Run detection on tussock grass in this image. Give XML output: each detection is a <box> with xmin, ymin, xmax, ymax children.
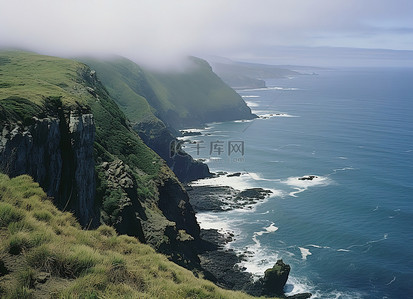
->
<box><xmin>0</xmin><ymin>173</ymin><xmax>271</xmax><ymax>299</ymax></box>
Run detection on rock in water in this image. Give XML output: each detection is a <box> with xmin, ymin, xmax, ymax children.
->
<box><xmin>262</xmin><ymin>259</ymin><xmax>291</xmax><ymax>295</ymax></box>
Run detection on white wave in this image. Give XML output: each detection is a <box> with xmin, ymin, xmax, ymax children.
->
<box><xmin>256</xmin><ymin>223</ymin><xmax>279</xmax><ymax>236</ymax></box>
<box><xmin>258</xmin><ymin>113</ymin><xmax>298</xmax><ymax>119</ymax></box>
<box><xmin>246</xmin><ymin>172</ymin><xmax>281</xmax><ymax>183</ymax></box>
<box><xmin>282</xmin><ymin>175</ymin><xmax>332</xmax><ymax>197</ymax></box>
<box><xmin>245</xmin><ymin>100</ymin><xmax>260</xmax><ymax>107</ymax></box>
<box><xmin>192</xmin><ymin>171</ymin><xmax>283</xmax><ymax>196</ymax></box>
<box><xmin>241</xmin><ymin>86</ymin><xmax>299</xmax><ymax>92</ymax></box>
<box><xmin>233</xmin><ymin>119</ymin><xmax>254</xmax><ymax>123</ymax></box>
<box><xmin>347</xmin><ymin>233</ymin><xmax>389</xmax><ymax>250</ymax></box>
<box><xmin>241</xmin><ymin>95</ymin><xmax>260</xmax><ymax>98</ymax></box>
<box><xmin>190</xmin><ymin>172</ymin><xmax>255</xmax><ymax>190</ymax></box>
<box><xmin>307</xmin><ymin>244</ymin><xmax>330</xmax><ymax>249</ymax></box>
<box><xmin>386</xmin><ymin>276</ymin><xmax>396</xmax><ymax>285</ymax></box>
<box><xmin>285</xmin><ymin>276</ymin><xmax>365</xmax><ymax>298</ymax></box>
<box><xmin>180</xmin><ymin>128</ymin><xmax>204</xmax><ymax>133</ymax></box>
<box><xmin>289</xmin><ymin>188</ymin><xmax>306</xmax><ymax>197</ymax></box>
<box><xmin>299</xmin><ymin>247</ymin><xmax>312</xmax><ymax>260</ymax></box>
<box><xmin>328</xmin><ymin>167</ymin><xmax>355</xmax><ymax>176</ymax></box>
<box><xmin>196</xmin><ymin>212</ymin><xmax>233</xmax><ymax>232</ymax></box>
<box><xmin>338</xmin><ymin>156</ymin><xmax>348</xmax><ymax>159</ymax></box>
<box><xmin>337</xmin><ymin>249</ymin><xmax>351</xmax><ymax>252</ymax></box>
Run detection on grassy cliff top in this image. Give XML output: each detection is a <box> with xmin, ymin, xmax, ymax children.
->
<box><xmin>0</xmin><ymin>50</ymin><xmax>164</xmax><ymax>176</ymax></box>
<box><xmin>0</xmin><ymin>173</ymin><xmax>272</xmax><ymax>298</ymax></box>
<box><xmin>0</xmin><ymin>50</ymin><xmax>92</xmax><ymax>107</ymax></box>
<box><xmin>81</xmin><ymin>56</ymin><xmax>254</xmax><ymax>129</ymax></box>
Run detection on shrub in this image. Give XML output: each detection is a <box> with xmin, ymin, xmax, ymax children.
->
<box><xmin>96</xmin><ymin>225</ymin><xmax>116</xmax><ymax>237</ymax></box>
<box><xmin>0</xmin><ymin>202</ymin><xmax>23</xmax><ymax>227</ymax></box>
<box><xmin>32</xmin><ymin>210</ymin><xmax>52</xmax><ymax>222</ymax></box>
<box><xmin>8</xmin><ymin>220</ymin><xmax>33</xmax><ymax>234</ymax></box>
<box><xmin>8</xmin><ymin>233</ymin><xmax>30</xmax><ymax>255</ymax></box>
<box><xmin>17</xmin><ymin>268</ymin><xmax>37</xmax><ymax>288</ymax></box>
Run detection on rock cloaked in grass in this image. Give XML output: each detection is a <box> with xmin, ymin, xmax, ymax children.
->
<box><xmin>262</xmin><ymin>259</ymin><xmax>291</xmax><ymax>296</ymax></box>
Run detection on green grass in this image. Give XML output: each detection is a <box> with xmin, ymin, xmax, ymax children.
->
<box><xmin>81</xmin><ymin>56</ymin><xmax>253</xmax><ymax>129</ymax></box>
<box><xmin>0</xmin><ymin>173</ymin><xmax>271</xmax><ymax>298</ymax></box>
<box><xmin>0</xmin><ymin>50</ymin><xmax>90</xmax><ymax>106</ymax></box>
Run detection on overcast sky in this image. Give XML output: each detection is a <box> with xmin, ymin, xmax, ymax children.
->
<box><xmin>1</xmin><ymin>0</ymin><xmax>412</xmax><ymax>68</ymax></box>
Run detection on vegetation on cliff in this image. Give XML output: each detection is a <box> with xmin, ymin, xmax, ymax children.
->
<box><xmin>0</xmin><ymin>173</ymin><xmax>274</xmax><ymax>298</ymax></box>
<box><xmin>81</xmin><ymin>56</ymin><xmax>255</xmax><ymax>129</ymax></box>
<box><xmin>0</xmin><ymin>50</ymin><xmax>200</xmax><ymax>266</ymax></box>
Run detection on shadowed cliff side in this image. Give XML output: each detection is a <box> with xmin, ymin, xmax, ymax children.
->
<box><xmin>0</xmin><ymin>50</ymin><xmax>201</xmax><ymax>268</ymax></box>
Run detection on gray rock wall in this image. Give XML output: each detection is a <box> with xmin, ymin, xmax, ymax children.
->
<box><xmin>0</xmin><ymin>112</ymin><xmax>97</xmax><ymax>227</ymax></box>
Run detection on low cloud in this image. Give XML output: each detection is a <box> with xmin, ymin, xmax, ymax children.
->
<box><xmin>0</xmin><ymin>0</ymin><xmax>412</xmax><ymax>68</ymax></box>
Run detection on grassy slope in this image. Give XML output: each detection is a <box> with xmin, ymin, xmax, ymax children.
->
<box><xmin>0</xmin><ymin>173</ymin><xmax>272</xmax><ymax>298</ymax></box>
<box><xmin>0</xmin><ymin>50</ymin><xmax>162</xmax><ymax>176</ymax></box>
<box><xmin>79</xmin><ymin>57</ymin><xmax>161</xmax><ymax>125</ymax></box>
<box><xmin>0</xmin><ymin>50</ymin><xmax>185</xmax><ymax>247</ymax></box>
<box><xmin>0</xmin><ymin>51</ymin><xmax>91</xmax><ymax>106</ymax></box>
<box><xmin>147</xmin><ymin>57</ymin><xmax>245</xmax><ymax>116</ymax></box>
<box><xmin>81</xmin><ymin>56</ymin><xmax>253</xmax><ymax>129</ymax></box>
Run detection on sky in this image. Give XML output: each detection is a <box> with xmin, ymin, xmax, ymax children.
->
<box><xmin>1</xmin><ymin>0</ymin><xmax>412</xmax><ymax>68</ymax></box>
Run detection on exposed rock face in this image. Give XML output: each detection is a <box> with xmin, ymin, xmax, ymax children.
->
<box><xmin>98</xmin><ymin>160</ymin><xmax>146</xmax><ymax>242</ymax></box>
<box><xmin>0</xmin><ymin>112</ymin><xmax>97</xmax><ymax>227</ymax></box>
<box><xmin>262</xmin><ymin>259</ymin><xmax>291</xmax><ymax>296</ymax></box>
<box><xmin>158</xmin><ymin>177</ymin><xmax>200</xmax><ymax>239</ymax></box>
<box><xmin>136</xmin><ymin>121</ymin><xmax>211</xmax><ymax>183</ymax></box>
<box><xmin>67</xmin><ymin>112</ymin><xmax>96</xmax><ymax>226</ymax></box>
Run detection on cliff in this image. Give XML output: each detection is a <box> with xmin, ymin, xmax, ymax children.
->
<box><xmin>80</xmin><ymin>57</ymin><xmax>214</xmax><ymax>182</ymax></box>
<box><xmin>0</xmin><ymin>173</ymin><xmax>277</xmax><ymax>298</ymax></box>
<box><xmin>0</xmin><ymin>50</ymin><xmax>201</xmax><ymax>267</ymax></box>
<box><xmin>81</xmin><ymin>56</ymin><xmax>256</xmax><ymax>129</ymax></box>
<box><xmin>0</xmin><ymin>97</ymin><xmax>97</xmax><ymax>227</ymax></box>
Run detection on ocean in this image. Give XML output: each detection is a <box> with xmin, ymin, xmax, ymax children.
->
<box><xmin>182</xmin><ymin>67</ymin><xmax>413</xmax><ymax>298</ymax></box>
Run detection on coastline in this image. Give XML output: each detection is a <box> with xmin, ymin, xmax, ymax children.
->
<box><xmin>187</xmin><ymin>175</ymin><xmax>312</xmax><ymax>299</ymax></box>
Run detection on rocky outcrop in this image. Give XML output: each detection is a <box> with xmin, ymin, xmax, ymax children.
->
<box><xmin>261</xmin><ymin>259</ymin><xmax>291</xmax><ymax>296</ymax></box>
<box><xmin>98</xmin><ymin>160</ymin><xmax>146</xmax><ymax>242</ymax></box>
<box><xmin>136</xmin><ymin>120</ymin><xmax>211</xmax><ymax>182</ymax></box>
<box><xmin>0</xmin><ymin>112</ymin><xmax>98</xmax><ymax>227</ymax></box>
<box><xmin>158</xmin><ymin>177</ymin><xmax>200</xmax><ymax>239</ymax></box>
<box><xmin>67</xmin><ymin>112</ymin><xmax>96</xmax><ymax>226</ymax></box>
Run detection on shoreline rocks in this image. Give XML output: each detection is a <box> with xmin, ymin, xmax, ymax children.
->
<box><xmin>187</xmin><ymin>185</ymin><xmax>273</xmax><ymax>212</ymax></box>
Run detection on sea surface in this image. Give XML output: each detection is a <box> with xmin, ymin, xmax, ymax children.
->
<box><xmin>182</xmin><ymin>68</ymin><xmax>413</xmax><ymax>298</ymax></box>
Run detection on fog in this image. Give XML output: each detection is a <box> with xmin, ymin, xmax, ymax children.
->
<box><xmin>1</xmin><ymin>0</ymin><xmax>412</xmax><ymax>68</ymax></box>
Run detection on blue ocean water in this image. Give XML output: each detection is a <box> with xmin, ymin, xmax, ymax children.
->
<box><xmin>183</xmin><ymin>68</ymin><xmax>413</xmax><ymax>298</ymax></box>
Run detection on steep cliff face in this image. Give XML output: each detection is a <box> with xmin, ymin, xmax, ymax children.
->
<box><xmin>0</xmin><ymin>50</ymin><xmax>202</xmax><ymax>270</ymax></box>
<box><xmin>0</xmin><ymin>109</ymin><xmax>97</xmax><ymax>227</ymax></box>
<box><xmin>136</xmin><ymin>120</ymin><xmax>211</xmax><ymax>182</ymax></box>
<box><xmin>79</xmin><ymin>57</ymin><xmax>214</xmax><ymax>183</ymax></box>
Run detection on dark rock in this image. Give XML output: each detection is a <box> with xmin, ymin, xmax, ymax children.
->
<box><xmin>235</xmin><ymin>188</ymin><xmax>273</xmax><ymax>201</ymax></box>
<box><xmin>0</xmin><ymin>260</ymin><xmax>9</xmax><ymax>277</ymax></box>
<box><xmin>187</xmin><ymin>185</ymin><xmax>238</xmax><ymax>212</ymax></box>
<box><xmin>227</xmin><ymin>172</ymin><xmax>242</xmax><ymax>177</ymax></box>
<box><xmin>0</xmin><ymin>112</ymin><xmax>98</xmax><ymax>228</ymax></box>
<box><xmin>298</xmin><ymin>175</ymin><xmax>317</xmax><ymax>181</ymax></box>
<box><xmin>99</xmin><ymin>160</ymin><xmax>146</xmax><ymax>243</ymax></box>
<box><xmin>262</xmin><ymin>259</ymin><xmax>291</xmax><ymax>296</ymax></box>
<box><xmin>188</xmin><ymin>185</ymin><xmax>273</xmax><ymax>212</ymax></box>
<box><xmin>197</xmin><ymin>229</ymin><xmax>256</xmax><ymax>292</ymax></box>
<box><xmin>136</xmin><ymin>120</ymin><xmax>212</xmax><ymax>183</ymax></box>
<box><xmin>287</xmin><ymin>293</ymin><xmax>313</xmax><ymax>299</ymax></box>
<box><xmin>180</xmin><ymin>130</ymin><xmax>202</xmax><ymax>137</ymax></box>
